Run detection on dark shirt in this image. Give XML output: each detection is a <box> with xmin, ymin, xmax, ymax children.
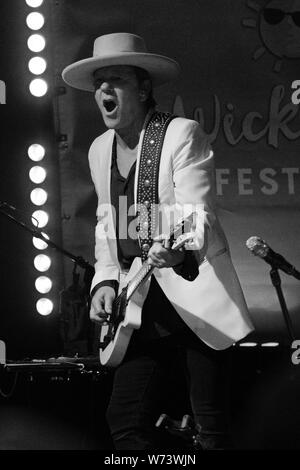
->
<box><xmin>110</xmin><ymin>138</ymin><xmax>140</xmax><ymax>270</ymax></box>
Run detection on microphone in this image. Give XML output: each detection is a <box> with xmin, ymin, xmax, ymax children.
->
<box><xmin>246</xmin><ymin>236</ymin><xmax>300</xmax><ymax>280</ymax></box>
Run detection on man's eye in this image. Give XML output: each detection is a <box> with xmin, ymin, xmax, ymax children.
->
<box><xmin>94</xmin><ymin>80</ymin><xmax>103</xmax><ymax>90</ymax></box>
<box><xmin>94</xmin><ymin>77</ymin><xmax>122</xmax><ymax>89</ymax></box>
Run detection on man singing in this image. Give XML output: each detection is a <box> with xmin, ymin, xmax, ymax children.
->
<box><xmin>62</xmin><ymin>32</ymin><xmax>254</xmax><ymax>450</ymax></box>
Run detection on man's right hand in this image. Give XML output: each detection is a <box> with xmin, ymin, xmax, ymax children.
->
<box><xmin>90</xmin><ymin>286</ymin><xmax>116</xmax><ymax>324</ymax></box>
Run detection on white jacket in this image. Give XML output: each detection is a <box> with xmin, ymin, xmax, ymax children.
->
<box><xmin>88</xmin><ymin>112</ymin><xmax>254</xmax><ymax>349</ymax></box>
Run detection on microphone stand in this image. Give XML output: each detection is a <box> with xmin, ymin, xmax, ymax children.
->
<box><xmin>0</xmin><ymin>204</ymin><xmax>94</xmax><ymax>292</ymax></box>
<box><xmin>269</xmin><ymin>267</ymin><xmax>295</xmax><ymax>343</ymax></box>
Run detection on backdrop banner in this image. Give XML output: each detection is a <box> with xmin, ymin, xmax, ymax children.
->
<box><xmin>52</xmin><ymin>0</ymin><xmax>300</xmax><ymax>342</ymax></box>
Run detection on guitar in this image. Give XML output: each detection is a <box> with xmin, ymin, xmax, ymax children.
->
<box><xmin>99</xmin><ymin>213</ymin><xmax>196</xmax><ymax>367</ymax></box>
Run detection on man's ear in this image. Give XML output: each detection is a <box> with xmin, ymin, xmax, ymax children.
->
<box><xmin>139</xmin><ymin>79</ymin><xmax>151</xmax><ymax>102</ymax></box>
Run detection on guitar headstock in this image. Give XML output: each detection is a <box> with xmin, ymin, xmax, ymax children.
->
<box><xmin>172</xmin><ymin>212</ymin><xmax>196</xmax><ymax>241</ymax></box>
<box><xmin>171</xmin><ymin>232</ymin><xmax>195</xmax><ymax>251</ymax></box>
<box><xmin>155</xmin><ymin>212</ymin><xmax>196</xmax><ymax>250</ymax></box>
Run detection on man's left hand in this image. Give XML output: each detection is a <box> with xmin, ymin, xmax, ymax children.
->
<box><xmin>147</xmin><ymin>240</ymin><xmax>184</xmax><ymax>269</ymax></box>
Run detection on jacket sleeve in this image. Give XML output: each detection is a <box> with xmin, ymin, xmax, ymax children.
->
<box><xmin>88</xmin><ymin>136</ymin><xmax>120</xmax><ymax>294</ymax></box>
<box><xmin>171</xmin><ymin>119</ymin><xmax>216</xmax><ymax>265</ymax></box>
<box><xmin>90</xmin><ymin>280</ymin><xmax>119</xmax><ymax>299</ymax></box>
<box><xmin>172</xmin><ymin>249</ymin><xmax>199</xmax><ymax>281</ymax></box>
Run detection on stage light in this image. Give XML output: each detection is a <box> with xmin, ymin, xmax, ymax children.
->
<box><xmin>30</xmin><ymin>188</ymin><xmax>48</xmax><ymax>206</ymax></box>
<box><xmin>29</xmin><ymin>78</ymin><xmax>48</xmax><ymax>97</ymax></box>
<box><xmin>35</xmin><ymin>276</ymin><xmax>52</xmax><ymax>294</ymax></box>
<box><xmin>32</xmin><ymin>210</ymin><xmax>49</xmax><ymax>228</ymax></box>
<box><xmin>26</xmin><ymin>0</ymin><xmax>44</xmax><ymax>7</ymax></box>
<box><xmin>28</xmin><ymin>144</ymin><xmax>45</xmax><ymax>161</ymax></box>
<box><xmin>261</xmin><ymin>342</ymin><xmax>280</xmax><ymax>347</ymax></box>
<box><xmin>27</xmin><ymin>34</ymin><xmax>46</xmax><ymax>53</ymax></box>
<box><xmin>36</xmin><ymin>298</ymin><xmax>53</xmax><ymax>316</ymax></box>
<box><xmin>26</xmin><ymin>12</ymin><xmax>44</xmax><ymax>30</ymax></box>
<box><xmin>34</xmin><ymin>254</ymin><xmax>51</xmax><ymax>272</ymax></box>
<box><xmin>24</xmin><ymin>0</ymin><xmax>55</xmax><ymax>319</ymax></box>
<box><xmin>28</xmin><ymin>57</ymin><xmax>47</xmax><ymax>75</ymax></box>
<box><xmin>239</xmin><ymin>342</ymin><xmax>258</xmax><ymax>347</ymax></box>
<box><xmin>32</xmin><ymin>232</ymin><xmax>49</xmax><ymax>250</ymax></box>
<box><xmin>29</xmin><ymin>166</ymin><xmax>46</xmax><ymax>184</ymax></box>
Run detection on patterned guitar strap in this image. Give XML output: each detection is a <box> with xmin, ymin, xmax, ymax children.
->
<box><xmin>137</xmin><ymin>111</ymin><xmax>176</xmax><ymax>262</ymax></box>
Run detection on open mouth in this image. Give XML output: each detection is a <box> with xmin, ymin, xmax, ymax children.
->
<box><xmin>103</xmin><ymin>99</ymin><xmax>118</xmax><ymax>114</ymax></box>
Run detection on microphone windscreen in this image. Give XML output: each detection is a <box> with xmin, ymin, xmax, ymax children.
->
<box><xmin>246</xmin><ymin>236</ymin><xmax>268</xmax><ymax>258</ymax></box>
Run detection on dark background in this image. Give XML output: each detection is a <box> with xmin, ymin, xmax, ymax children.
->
<box><xmin>0</xmin><ymin>0</ymin><xmax>63</xmax><ymax>357</ymax></box>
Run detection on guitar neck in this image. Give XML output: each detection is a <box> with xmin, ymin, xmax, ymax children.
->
<box><xmin>126</xmin><ymin>240</ymin><xmax>183</xmax><ymax>300</ymax></box>
<box><xmin>125</xmin><ymin>212</ymin><xmax>195</xmax><ymax>301</ymax></box>
<box><xmin>126</xmin><ymin>261</ymin><xmax>154</xmax><ymax>300</ymax></box>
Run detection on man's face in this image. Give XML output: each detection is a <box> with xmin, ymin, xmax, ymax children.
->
<box><xmin>93</xmin><ymin>65</ymin><xmax>145</xmax><ymax>132</ymax></box>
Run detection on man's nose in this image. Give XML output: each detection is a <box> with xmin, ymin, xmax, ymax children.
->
<box><xmin>100</xmin><ymin>81</ymin><xmax>113</xmax><ymax>93</ymax></box>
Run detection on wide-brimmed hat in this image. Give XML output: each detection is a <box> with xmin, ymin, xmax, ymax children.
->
<box><xmin>62</xmin><ymin>32</ymin><xmax>180</xmax><ymax>91</ymax></box>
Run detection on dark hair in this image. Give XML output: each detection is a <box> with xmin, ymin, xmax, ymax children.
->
<box><xmin>133</xmin><ymin>67</ymin><xmax>157</xmax><ymax>109</ymax></box>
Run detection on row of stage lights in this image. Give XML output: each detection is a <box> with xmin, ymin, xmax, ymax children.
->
<box><xmin>29</xmin><ymin>144</ymin><xmax>53</xmax><ymax>316</ymax></box>
<box><xmin>26</xmin><ymin>0</ymin><xmax>48</xmax><ymax>97</ymax></box>
<box><xmin>26</xmin><ymin>0</ymin><xmax>53</xmax><ymax>316</ymax></box>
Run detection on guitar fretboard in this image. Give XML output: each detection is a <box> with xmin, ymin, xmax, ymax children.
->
<box><xmin>125</xmin><ymin>212</ymin><xmax>195</xmax><ymax>302</ymax></box>
<box><xmin>126</xmin><ymin>262</ymin><xmax>154</xmax><ymax>300</ymax></box>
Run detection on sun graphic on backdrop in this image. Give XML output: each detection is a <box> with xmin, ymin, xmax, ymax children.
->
<box><xmin>242</xmin><ymin>0</ymin><xmax>300</xmax><ymax>71</ymax></box>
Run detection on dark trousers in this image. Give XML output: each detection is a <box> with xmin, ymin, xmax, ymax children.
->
<box><xmin>106</xmin><ymin>330</ymin><xmax>232</xmax><ymax>450</ymax></box>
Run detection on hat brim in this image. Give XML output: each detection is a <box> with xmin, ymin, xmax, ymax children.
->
<box><xmin>62</xmin><ymin>52</ymin><xmax>180</xmax><ymax>91</ymax></box>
